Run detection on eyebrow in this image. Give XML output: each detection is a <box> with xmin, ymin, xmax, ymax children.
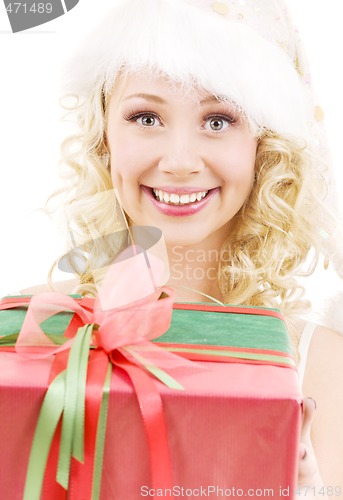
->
<box><xmin>122</xmin><ymin>93</ymin><xmax>226</xmax><ymax>105</ymax></box>
<box><xmin>199</xmin><ymin>95</ymin><xmax>225</xmax><ymax>104</ymax></box>
<box><xmin>123</xmin><ymin>93</ymin><xmax>167</xmax><ymax>104</ymax></box>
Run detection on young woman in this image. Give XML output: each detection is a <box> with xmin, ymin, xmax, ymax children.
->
<box><xmin>28</xmin><ymin>0</ymin><xmax>343</xmax><ymax>493</ymax></box>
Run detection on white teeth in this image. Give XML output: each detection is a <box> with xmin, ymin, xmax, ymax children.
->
<box><xmin>152</xmin><ymin>188</ymin><xmax>209</xmax><ymax>205</ymax></box>
<box><xmin>170</xmin><ymin>193</ymin><xmax>180</xmax><ymax>203</ymax></box>
<box><xmin>189</xmin><ymin>193</ymin><xmax>197</xmax><ymax>202</ymax></box>
<box><xmin>180</xmin><ymin>194</ymin><xmax>190</xmax><ymax>204</ymax></box>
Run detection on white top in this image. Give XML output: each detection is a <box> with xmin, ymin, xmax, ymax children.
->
<box><xmin>297</xmin><ymin>322</ymin><xmax>317</xmax><ymax>387</ymax></box>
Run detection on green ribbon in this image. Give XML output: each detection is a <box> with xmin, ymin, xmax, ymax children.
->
<box><xmin>57</xmin><ymin>324</ymin><xmax>93</xmax><ymax>488</ymax></box>
<box><xmin>125</xmin><ymin>347</ymin><xmax>184</xmax><ymax>390</ymax></box>
<box><xmin>23</xmin><ymin>324</ymin><xmax>94</xmax><ymax>499</ymax></box>
<box><xmin>92</xmin><ymin>364</ymin><xmax>112</xmax><ymax>500</ymax></box>
<box><xmin>162</xmin><ymin>346</ymin><xmax>296</xmax><ymax>368</ymax></box>
<box><xmin>0</xmin><ymin>333</ymin><xmax>68</xmax><ymax>347</ymax></box>
<box><xmin>23</xmin><ymin>371</ymin><xmax>66</xmax><ymax>500</ymax></box>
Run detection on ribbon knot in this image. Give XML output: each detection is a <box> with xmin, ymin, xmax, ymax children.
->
<box><xmin>92</xmin><ymin>290</ymin><xmax>173</xmax><ymax>354</ymax></box>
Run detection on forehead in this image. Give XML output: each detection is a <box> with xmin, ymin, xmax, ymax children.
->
<box><xmin>111</xmin><ymin>72</ymin><xmax>222</xmax><ymax>106</ymax></box>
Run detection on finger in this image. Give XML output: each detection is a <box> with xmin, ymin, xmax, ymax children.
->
<box><xmin>298</xmin><ymin>441</ymin><xmax>321</xmax><ymax>487</ymax></box>
<box><xmin>298</xmin><ymin>443</ymin><xmax>306</xmax><ymax>461</ymax></box>
<box><xmin>301</xmin><ymin>397</ymin><xmax>317</xmax><ymax>439</ymax></box>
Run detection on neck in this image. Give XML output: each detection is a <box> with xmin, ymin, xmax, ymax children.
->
<box><xmin>166</xmin><ymin>231</ymin><xmax>228</xmax><ymax>304</ymax></box>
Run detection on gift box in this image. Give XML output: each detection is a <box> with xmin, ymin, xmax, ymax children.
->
<box><xmin>0</xmin><ymin>296</ymin><xmax>302</xmax><ymax>500</ymax></box>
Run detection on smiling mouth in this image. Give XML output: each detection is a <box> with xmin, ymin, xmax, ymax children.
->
<box><xmin>151</xmin><ymin>188</ymin><xmax>210</xmax><ymax>205</ymax></box>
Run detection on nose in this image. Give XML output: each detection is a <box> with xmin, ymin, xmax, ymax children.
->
<box><xmin>158</xmin><ymin>131</ymin><xmax>205</xmax><ymax>177</ymax></box>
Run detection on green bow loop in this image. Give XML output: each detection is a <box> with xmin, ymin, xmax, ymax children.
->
<box><xmin>0</xmin><ymin>333</ymin><xmax>68</xmax><ymax>347</ymax></box>
<box><xmin>0</xmin><ymin>333</ymin><xmax>19</xmax><ymax>346</ymax></box>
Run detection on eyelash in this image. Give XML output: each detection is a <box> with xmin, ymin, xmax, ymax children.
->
<box><xmin>123</xmin><ymin>110</ymin><xmax>161</xmax><ymax>125</ymax></box>
<box><xmin>205</xmin><ymin>114</ymin><xmax>236</xmax><ymax>128</ymax></box>
<box><xmin>123</xmin><ymin>110</ymin><xmax>237</xmax><ymax>130</ymax></box>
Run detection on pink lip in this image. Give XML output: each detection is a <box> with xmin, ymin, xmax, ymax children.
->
<box><xmin>141</xmin><ymin>185</ymin><xmax>220</xmax><ymax>217</ymax></box>
<box><xmin>151</xmin><ymin>186</ymin><xmax>211</xmax><ymax>194</ymax></box>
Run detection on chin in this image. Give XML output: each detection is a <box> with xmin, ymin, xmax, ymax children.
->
<box><xmin>162</xmin><ymin>230</ymin><xmax>212</xmax><ymax>249</ymax></box>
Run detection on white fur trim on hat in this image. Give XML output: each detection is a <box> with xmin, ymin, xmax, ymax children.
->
<box><xmin>63</xmin><ymin>0</ymin><xmax>311</xmax><ymax>139</ymax></box>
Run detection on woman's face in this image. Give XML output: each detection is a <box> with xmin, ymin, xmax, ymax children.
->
<box><xmin>106</xmin><ymin>73</ymin><xmax>257</xmax><ymax>248</ymax></box>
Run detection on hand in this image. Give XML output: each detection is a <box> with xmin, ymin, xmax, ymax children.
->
<box><xmin>298</xmin><ymin>397</ymin><xmax>325</xmax><ymax>491</ymax></box>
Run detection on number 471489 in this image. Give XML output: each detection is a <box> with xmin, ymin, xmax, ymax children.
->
<box><xmin>6</xmin><ymin>3</ymin><xmax>53</xmax><ymax>14</ymax></box>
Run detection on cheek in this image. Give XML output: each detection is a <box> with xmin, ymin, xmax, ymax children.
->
<box><xmin>110</xmin><ymin>165</ymin><xmax>121</xmax><ymax>188</ymax></box>
<box><xmin>218</xmin><ymin>139</ymin><xmax>256</xmax><ymax>185</ymax></box>
<box><xmin>109</xmin><ymin>142</ymin><xmax>138</xmax><ymax>187</ymax></box>
<box><xmin>108</xmin><ymin>134</ymin><xmax>153</xmax><ymax>186</ymax></box>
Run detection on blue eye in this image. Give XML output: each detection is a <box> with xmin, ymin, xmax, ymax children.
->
<box><xmin>204</xmin><ymin>115</ymin><xmax>233</xmax><ymax>131</ymax></box>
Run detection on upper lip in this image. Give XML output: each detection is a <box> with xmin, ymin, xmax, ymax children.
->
<box><xmin>144</xmin><ymin>185</ymin><xmax>216</xmax><ymax>194</ymax></box>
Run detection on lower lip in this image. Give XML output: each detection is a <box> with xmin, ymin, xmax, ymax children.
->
<box><xmin>141</xmin><ymin>186</ymin><xmax>220</xmax><ymax>216</ymax></box>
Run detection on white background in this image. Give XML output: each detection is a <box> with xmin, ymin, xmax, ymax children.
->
<box><xmin>0</xmin><ymin>1</ymin><xmax>343</xmax><ymax>327</ymax></box>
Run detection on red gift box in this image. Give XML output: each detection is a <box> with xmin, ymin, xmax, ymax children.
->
<box><xmin>0</xmin><ymin>297</ymin><xmax>301</xmax><ymax>500</ymax></box>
